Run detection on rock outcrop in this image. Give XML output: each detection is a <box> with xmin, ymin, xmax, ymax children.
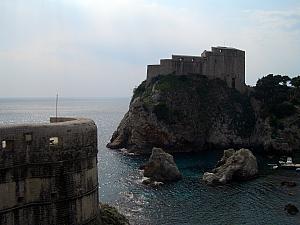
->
<box><xmin>202</xmin><ymin>149</ymin><xmax>258</xmax><ymax>185</ymax></box>
<box><xmin>140</xmin><ymin>147</ymin><xmax>182</xmax><ymax>182</ymax></box>
<box><xmin>107</xmin><ymin>74</ymin><xmax>300</xmax><ymax>154</ymax></box>
<box><xmin>281</xmin><ymin>181</ymin><xmax>297</xmax><ymax>187</ymax></box>
<box><xmin>284</xmin><ymin>204</ymin><xmax>299</xmax><ymax>215</ymax></box>
<box><xmin>107</xmin><ymin>75</ymin><xmax>256</xmax><ymax>153</ymax></box>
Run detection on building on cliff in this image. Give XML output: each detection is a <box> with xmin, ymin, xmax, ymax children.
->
<box><xmin>0</xmin><ymin>117</ymin><xmax>99</xmax><ymax>225</ymax></box>
<box><xmin>147</xmin><ymin>46</ymin><xmax>246</xmax><ymax>93</ymax></box>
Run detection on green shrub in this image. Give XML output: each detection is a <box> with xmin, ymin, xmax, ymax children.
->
<box><xmin>155</xmin><ymin>75</ymin><xmax>192</xmax><ymax>92</ymax></box>
<box><xmin>272</xmin><ymin>101</ymin><xmax>296</xmax><ymax>118</ymax></box>
<box><xmin>97</xmin><ymin>203</ymin><xmax>129</xmax><ymax>225</ymax></box>
<box><xmin>132</xmin><ymin>81</ymin><xmax>146</xmax><ymax>100</ymax></box>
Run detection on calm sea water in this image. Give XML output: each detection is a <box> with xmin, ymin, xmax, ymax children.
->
<box><xmin>0</xmin><ymin>98</ymin><xmax>299</xmax><ymax>225</ymax></box>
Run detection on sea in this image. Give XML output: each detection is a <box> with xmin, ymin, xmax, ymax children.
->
<box><xmin>0</xmin><ymin>97</ymin><xmax>299</xmax><ymax>225</ymax></box>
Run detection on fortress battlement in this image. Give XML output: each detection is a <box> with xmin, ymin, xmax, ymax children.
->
<box><xmin>147</xmin><ymin>46</ymin><xmax>246</xmax><ymax>93</ymax></box>
<box><xmin>0</xmin><ymin>117</ymin><xmax>99</xmax><ymax>225</ymax></box>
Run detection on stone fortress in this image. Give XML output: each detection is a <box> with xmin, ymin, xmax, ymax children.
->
<box><xmin>147</xmin><ymin>46</ymin><xmax>246</xmax><ymax>93</ymax></box>
<box><xmin>0</xmin><ymin>117</ymin><xmax>99</xmax><ymax>225</ymax></box>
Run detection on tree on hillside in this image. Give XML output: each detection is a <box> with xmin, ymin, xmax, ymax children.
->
<box><xmin>291</xmin><ymin>76</ymin><xmax>300</xmax><ymax>88</ymax></box>
<box><xmin>254</xmin><ymin>74</ymin><xmax>296</xmax><ymax>118</ymax></box>
<box><xmin>255</xmin><ymin>74</ymin><xmax>291</xmax><ymax>105</ymax></box>
<box><xmin>290</xmin><ymin>76</ymin><xmax>300</xmax><ymax>104</ymax></box>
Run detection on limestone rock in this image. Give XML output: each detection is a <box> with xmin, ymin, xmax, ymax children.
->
<box><xmin>281</xmin><ymin>181</ymin><xmax>297</xmax><ymax>187</ymax></box>
<box><xmin>107</xmin><ymin>75</ymin><xmax>300</xmax><ymax>154</ymax></box>
<box><xmin>203</xmin><ymin>148</ymin><xmax>258</xmax><ymax>185</ymax></box>
<box><xmin>141</xmin><ymin>147</ymin><xmax>182</xmax><ymax>182</ymax></box>
<box><xmin>107</xmin><ymin>75</ymin><xmax>256</xmax><ymax>153</ymax></box>
<box><xmin>284</xmin><ymin>204</ymin><xmax>299</xmax><ymax>215</ymax></box>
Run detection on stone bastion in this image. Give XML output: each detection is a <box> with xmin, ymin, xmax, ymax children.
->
<box><xmin>0</xmin><ymin>117</ymin><xmax>99</xmax><ymax>225</ymax></box>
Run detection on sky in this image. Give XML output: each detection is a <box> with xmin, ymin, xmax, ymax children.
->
<box><xmin>0</xmin><ymin>0</ymin><xmax>300</xmax><ymax>97</ymax></box>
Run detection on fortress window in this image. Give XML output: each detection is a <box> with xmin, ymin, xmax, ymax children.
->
<box><xmin>232</xmin><ymin>78</ymin><xmax>236</xmax><ymax>89</ymax></box>
<box><xmin>24</xmin><ymin>133</ymin><xmax>32</xmax><ymax>143</ymax></box>
<box><xmin>49</xmin><ymin>137</ymin><xmax>59</xmax><ymax>145</ymax></box>
<box><xmin>17</xmin><ymin>196</ymin><xmax>24</xmax><ymax>203</ymax></box>
<box><xmin>2</xmin><ymin>140</ymin><xmax>14</xmax><ymax>150</ymax></box>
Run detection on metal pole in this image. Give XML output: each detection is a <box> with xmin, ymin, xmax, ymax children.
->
<box><xmin>56</xmin><ymin>93</ymin><xmax>58</xmax><ymax>121</ymax></box>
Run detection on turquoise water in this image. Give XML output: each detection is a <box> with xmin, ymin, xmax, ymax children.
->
<box><xmin>0</xmin><ymin>98</ymin><xmax>299</xmax><ymax>225</ymax></box>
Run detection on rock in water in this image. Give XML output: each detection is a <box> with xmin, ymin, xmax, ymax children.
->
<box><xmin>142</xmin><ymin>147</ymin><xmax>182</xmax><ymax>182</ymax></box>
<box><xmin>281</xmin><ymin>181</ymin><xmax>297</xmax><ymax>187</ymax></box>
<box><xmin>203</xmin><ymin>148</ymin><xmax>258</xmax><ymax>185</ymax></box>
<box><xmin>284</xmin><ymin>204</ymin><xmax>299</xmax><ymax>215</ymax></box>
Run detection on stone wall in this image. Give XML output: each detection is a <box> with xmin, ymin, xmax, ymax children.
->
<box><xmin>0</xmin><ymin>117</ymin><xmax>99</xmax><ymax>225</ymax></box>
<box><xmin>147</xmin><ymin>46</ymin><xmax>246</xmax><ymax>93</ymax></box>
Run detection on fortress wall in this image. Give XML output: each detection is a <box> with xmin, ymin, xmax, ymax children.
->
<box><xmin>203</xmin><ymin>49</ymin><xmax>246</xmax><ymax>93</ymax></box>
<box><xmin>159</xmin><ymin>60</ymin><xmax>176</xmax><ymax>75</ymax></box>
<box><xmin>0</xmin><ymin>118</ymin><xmax>99</xmax><ymax>225</ymax></box>
<box><xmin>172</xmin><ymin>55</ymin><xmax>202</xmax><ymax>62</ymax></box>
<box><xmin>202</xmin><ymin>54</ymin><xmax>226</xmax><ymax>79</ymax></box>
<box><xmin>147</xmin><ymin>65</ymin><xmax>161</xmax><ymax>80</ymax></box>
<box><xmin>146</xmin><ymin>47</ymin><xmax>246</xmax><ymax>93</ymax></box>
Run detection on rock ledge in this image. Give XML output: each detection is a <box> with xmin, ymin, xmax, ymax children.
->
<box><xmin>141</xmin><ymin>147</ymin><xmax>182</xmax><ymax>183</ymax></box>
<box><xmin>203</xmin><ymin>148</ymin><xmax>258</xmax><ymax>185</ymax></box>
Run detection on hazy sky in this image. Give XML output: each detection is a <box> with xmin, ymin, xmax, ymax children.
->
<box><xmin>1</xmin><ymin>0</ymin><xmax>300</xmax><ymax>97</ymax></box>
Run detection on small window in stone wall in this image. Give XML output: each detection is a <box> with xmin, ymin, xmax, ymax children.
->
<box><xmin>24</xmin><ymin>133</ymin><xmax>32</xmax><ymax>143</ymax></box>
<box><xmin>2</xmin><ymin>141</ymin><xmax>6</xmax><ymax>149</ymax></box>
<box><xmin>2</xmin><ymin>140</ymin><xmax>14</xmax><ymax>150</ymax></box>
<box><xmin>232</xmin><ymin>78</ymin><xmax>236</xmax><ymax>89</ymax></box>
<box><xmin>17</xmin><ymin>196</ymin><xmax>24</xmax><ymax>203</ymax></box>
<box><xmin>49</xmin><ymin>137</ymin><xmax>59</xmax><ymax>146</ymax></box>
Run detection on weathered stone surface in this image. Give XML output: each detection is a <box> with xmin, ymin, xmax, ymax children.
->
<box><xmin>141</xmin><ymin>147</ymin><xmax>182</xmax><ymax>182</ymax></box>
<box><xmin>0</xmin><ymin>117</ymin><xmax>99</xmax><ymax>225</ymax></box>
<box><xmin>284</xmin><ymin>204</ymin><xmax>299</xmax><ymax>215</ymax></box>
<box><xmin>203</xmin><ymin>149</ymin><xmax>258</xmax><ymax>185</ymax></box>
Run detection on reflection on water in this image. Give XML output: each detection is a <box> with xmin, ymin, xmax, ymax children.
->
<box><xmin>0</xmin><ymin>98</ymin><xmax>299</xmax><ymax>225</ymax></box>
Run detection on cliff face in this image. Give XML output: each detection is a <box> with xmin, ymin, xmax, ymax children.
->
<box><xmin>107</xmin><ymin>75</ymin><xmax>300</xmax><ymax>154</ymax></box>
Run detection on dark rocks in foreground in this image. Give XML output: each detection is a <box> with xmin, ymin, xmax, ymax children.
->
<box><xmin>97</xmin><ymin>203</ymin><xmax>130</xmax><ymax>225</ymax></box>
<box><xmin>281</xmin><ymin>181</ymin><xmax>297</xmax><ymax>187</ymax></box>
<box><xmin>140</xmin><ymin>147</ymin><xmax>182</xmax><ymax>183</ymax></box>
<box><xmin>203</xmin><ymin>148</ymin><xmax>258</xmax><ymax>186</ymax></box>
<box><xmin>284</xmin><ymin>204</ymin><xmax>299</xmax><ymax>215</ymax></box>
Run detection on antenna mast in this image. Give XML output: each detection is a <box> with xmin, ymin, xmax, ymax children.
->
<box><xmin>56</xmin><ymin>93</ymin><xmax>58</xmax><ymax>121</ymax></box>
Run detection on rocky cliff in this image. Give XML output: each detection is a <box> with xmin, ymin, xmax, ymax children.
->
<box><xmin>107</xmin><ymin>74</ymin><xmax>300</xmax><ymax>154</ymax></box>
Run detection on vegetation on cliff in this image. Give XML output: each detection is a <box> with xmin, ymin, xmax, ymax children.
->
<box><xmin>108</xmin><ymin>73</ymin><xmax>300</xmax><ymax>154</ymax></box>
<box><xmin>138</xmin><ymin>75</ymin><xmax>255</xmax><ymax>136</ymax></box>
<box><xmin>254</xmin><ymin>74</ymin><xmax>300</xmax><ymax>119</ymax></box>
<box><xmin>253</xmin><ymin>74</ymin><xmax>300</xmax><ymax>150</ymax></box>
<box><xmin>108</xmin><ymin>75</ymin><xmax>257</xmax><ymax>153</ymax></box>
<box><xmin>97</xmin><ymin>204</ymin><xmax>130</xmax><ymax>225</ymax></box>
